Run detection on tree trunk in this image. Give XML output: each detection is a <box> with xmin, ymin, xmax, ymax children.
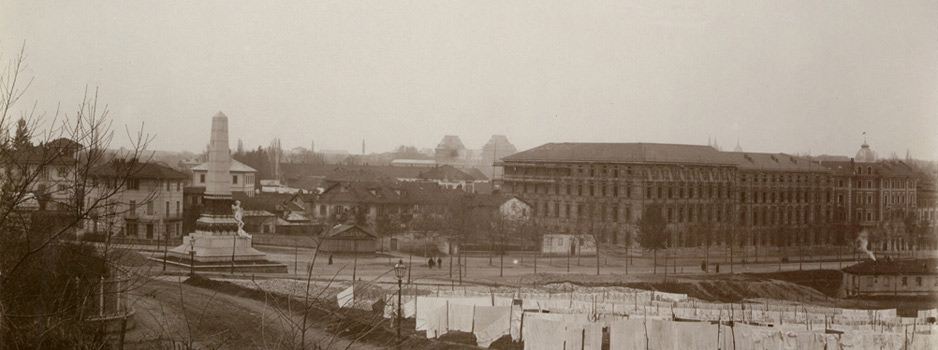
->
<box><xmin>499</xmin><ymin>251</ymin><xmax>504</xmax><ymax>277</ymax></box>
<box><xmin>755</xmin><ymin>237</ymin><xmax>759</xmax><ymax>263</ymax></box>
<box><xmin>595</xmin><ymin>243</ymin><xmax>600</xmax><ymax>275</ymax></box>
<box><xmin>798</xmin><ymin>239</ymin><xmax>803</xmax><ymax>270</ymax></box>
<box><xmin>653</xmin><ymin>249</ymin><xmax>657</xmax><ymax>275</ymax></box>
<box><xmin>730</xmin><ymin>237</ymin><xmax>734</xmax><ymax>274</ymax></box>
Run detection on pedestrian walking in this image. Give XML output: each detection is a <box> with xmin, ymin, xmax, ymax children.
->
<box><xmin>715</xmin><ymin>263</ymin><xmax>720</xmax><ymax>273</ymax></box>
<box><xmin>437</xmin><ymin>257</ymin><xmax>443</xmax><ymax>269</ymax></box>
<box><xmin>328</xmin><ymin>254</ymin><xmax>333</xmax><ymax>265</ymax></box>
<box><xmin>428</xmin><ymin>257</ymin><xmax>435</xmax><ymax>269</ymax></box>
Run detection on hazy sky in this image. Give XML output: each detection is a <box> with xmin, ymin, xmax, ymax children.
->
<box><xmin>2</xmin><ymin>1</ymin><xmax>936</xmax><ymax>159</ymax></box>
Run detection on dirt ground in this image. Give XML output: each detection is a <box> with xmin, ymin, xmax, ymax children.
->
<box><xmin>123</xmin><ymin>276</ymin><xmax>385</xmax><ymax>350</ymax></box>
<box><xmin>115</xmin><ymin>247</ymin><xmax>937</xmax><ymax>349</ymax></box>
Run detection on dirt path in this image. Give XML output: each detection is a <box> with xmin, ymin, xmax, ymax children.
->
<box><xmin>124</xmin><ymin>276</ymin><xmax>384</xmax><ymax>350</ymax></box>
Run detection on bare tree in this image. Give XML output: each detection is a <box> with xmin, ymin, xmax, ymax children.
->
<box><xmin>0</xmin><ymin>45</ymin><xmax>154</xmax><ymax>348</ymax></box>
<box><xmin>638</xmin><ymin>203</ymin><xmax>668</xmax><ymax>275</ymax></box>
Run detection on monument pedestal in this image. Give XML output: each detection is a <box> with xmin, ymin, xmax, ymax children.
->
<box><xmin>157</xmin><ymin>233</ymin><xmax>287</xmax><ymax>273</ymax></box>
<box><xmin>151</xmin><ymin>112</ymin><xmax>287</xmax><ymax>274</ymax></box>
<box><xmin>168</xmin><ymin>233</ymin><xmax>266</xmax><ymax>263</ymax></box>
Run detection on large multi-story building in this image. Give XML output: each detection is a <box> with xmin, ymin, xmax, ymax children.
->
<box><xmin>88</xmin><ymin>160</ymin><xmax>188</xmax><ymax>241</ymax></box>
<box><xmin>729</xmin><ymin>152</ymin><xmax>833</xmax><ymax>247</ymax></box>
<box><xmin>498</xmin><ymin>141</ymin><xmax>922</xmax><ymax>251</ymax></box>
<box><xmin>6</xmin><ymin>138</ymin><xmax>83</xmax><ymax>211</ymax></box>
<box><xmin>818</xmin><ymin>142</ymin><xmax>920</xmax><ymax>251</ymax></box>
<box><xmin>916</xmin><ymin>171</ymin><xmax>938</xmax><ymax>249</ymax></box>
<box><xmin>498</xmin><ymin>142</ymin><xmax>742</xmax><ymax>246</ymax></box>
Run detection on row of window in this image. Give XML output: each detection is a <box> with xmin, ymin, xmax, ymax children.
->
<box><xmin>198</xmin><ymin>174</ymin><xmax>253</xmax><ymax>185</ymax></box>
<box><xmin>125</xmin><ymin>221</ymin><xmax>183</xmax><ymax>239</ymax></box>
<box><xmin>124</xmin><ymin>179</ymin><xmax>182</xmax><ymax>192</ymax></box>
<box><xmin>860</xmin><ymin>275</ymin><xmax>934</xmax><ymax>288</ymax></box>
<box><xmin>739</xmin><ymin>172</ymin><xmax>827</xmax><ymax>184</ymax></box>
<box><xmin>507</xmin><ymin>165</ymin><xmax>738</xmax><ymax>182</ymax></box>
<box><xmin>128</xmin><ymin>200</ymin><xmax>181</xmax><ymax>216</ymax></box>
<box><xmin>837</xmin><ymin>178</ymin><xmax>914</xmax><ymax>189</ymax></box>
<box><xmin>530</xmin><ymin>200</ymin><xmax>835</xmax><ymax>227</ymax></box>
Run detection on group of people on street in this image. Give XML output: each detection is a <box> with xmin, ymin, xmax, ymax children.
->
<box><xmin>700</xmin><ymin>260</ymin><xmax>719</xmax><ymax>273</ymax></box>
<box><xmin>428</xmin><ymin>257</ymin><xmax>443</xmax><ymax>269</ymax></box>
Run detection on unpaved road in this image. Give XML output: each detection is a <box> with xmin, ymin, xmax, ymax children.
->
<box><xmin>123</xmin><ymin>276</ymin><xmax>384</xmax><ymax>350</ymax></box>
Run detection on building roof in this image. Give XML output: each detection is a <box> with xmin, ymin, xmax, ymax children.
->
<box><xmin>436</xmin><ymin>135</ymin><xmax>466</xmax><ymax>150</ymax></box>
<box><xmin>91</xmin><ymin>160</ymin><xmax>188</xmax><ymax>180</ymax></box>
<box><xmin>466</xmin><ymin>193</ymin><xmax>529</xmax><ymax>208</ymax></box>
<box><xmin>723</xmin><ymin>152</ymin><xmax>831</xmax><ymax>173</ymax></box>
<box><xmin>280</xmin><ymin>163</ymin><xmax>427</xmax><ymax>182</ymax></box>
<box><xmin>233</xmin><ymin>192</ymin><xmax>305</xmax><ymax>212</ymax></box>
<box><xmin>317</xmin><ymin>180</ymin><xmax>464</xmax><ymax>206</ymax></box>
<box><xmin>876</xmin><ymin>161</ymin><xmax>919</xmax><ymax>177</ymax></box>
<box><xmin>390</xmin><ymin>159</ymin><xmax>438</xmax><ymax>167</ymax></box>
<box><xmin>855</xmin><ymin>142</ymin><xmax>877</xmax><ymax>163</ymax></box>
<box><xmin>819</xmin><ymin>160</ymin><xmax>919</xmax><ymax>177</ymax></box>
<box><xmin>814</xmin><ymin>155</ymin><xmax>852</xmax><ymax>162</ymax></box>
<box><xmin>417</xmin><ymin>165</ymin><xmax>487</xmax><ymax>181</ymax></box>
<box><xmin>44</xmin><ymin>138</ymin><xmax>83</xmax><ymax>150</ymax></box>
<box><xmin>501</xmin><ymin>142</ymin><xmax>736</xmax><ymax>165</ymax></box>
<box><xmin>460</xmin><ymin>167</ymin><xmax>490</xmax><ymax>181</ymax></box>
<box><xmin>11</xmin><ymin>144</ymin><xmax>79</xmax><ymax>166</ymax></box>
<box><xmin>323</xmin><ymin>224</ymin><xmax>379</xmax><ymax>239</ymax></box>
<box><xmin>481</xmin><ymin>135</ymin><xmax>518</xmax><ymax>155</ymax></box>
<box><xmin>325</xmin><ymin>168</ymin><xmax>392</xmax><ymax>183</ymax></box>
<box><xmin>842</xmin><ymin>259</ymin><xmax>938</xmax><ymax>276</ymax></box>
<box><xmin>243</xmin><ymin>210</ymin><xmax>276</xmax><ymax>217</ymax></box>
<box><xmin>192</xmin><ymin>159</ymin><xmax>256</xmax><ymax>173</ymax></box>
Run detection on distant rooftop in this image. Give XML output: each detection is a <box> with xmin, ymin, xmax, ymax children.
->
<box><xmin>192</xmin><ymin>159</ymin><xmax>256</xmax><ymax>173</ymax></box>
<box><xmin>842</xmin><ymin>259</ymin><xmax>938</xmax><ymax>276</ymax></box>
<box><xmin>501</xmin><ymin>142</ymin><xmax>736</xmax><ymax>165</ymax></box>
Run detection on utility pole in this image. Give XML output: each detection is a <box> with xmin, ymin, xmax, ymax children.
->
<box><xmin>352</xmin><ymin>240</ymin><xmax>358</xmax><ymax>282</ymax></box>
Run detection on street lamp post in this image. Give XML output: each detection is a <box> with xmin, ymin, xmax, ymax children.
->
<box><xmin>393</xmin><ymin>260</ymin><xmax>408</xmax><ymax>340</ymax></box>
<box><xmin>189</xmin><ymin>237</ymin><xmax>197</xmax><ymax>277</ymax></box>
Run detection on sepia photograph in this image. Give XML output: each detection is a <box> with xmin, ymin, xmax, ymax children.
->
<box><xmin>0</xmin><ymin>1</ymin><xmax>936</xmax><ymax>349</ymax></box>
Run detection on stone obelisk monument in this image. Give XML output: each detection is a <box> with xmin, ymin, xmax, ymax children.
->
<box><xmin>166</xmin><ymin>112</ymin><xmax>285</xmax><ymax>273</ymax></box>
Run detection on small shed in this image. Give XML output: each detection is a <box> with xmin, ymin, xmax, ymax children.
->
<box><xmin>319</xmin><ymin>224</ymin><xmax>378</xmax><ymax>254</ymax></box>
<box><xmin>541</xmin><ymin>234</ymin><xmax>596</xmax><ymax>256</ymax></box>
<box><xmin>842</xmin><ymin>258</ymin><xmax>938</xmax><ymax>297</ymax></box>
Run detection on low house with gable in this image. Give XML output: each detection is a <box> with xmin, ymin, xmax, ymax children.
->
<box><xmin>313</xmin><ymin>179</ymin><xmax>463</xmax><ymax>234</ymax></box>
<box><xmin>417</xmin><ymin>165</ymin><xmax>490</xmax><ymax>193</ymax></box>
<box><xmin>190</xmin><ymin>159</ymin><xmax>257</xmax><ymax>196</ymax></box>
<box><xmin>843</xmin><ymin>258</ymin><xmax>938</xmax><ymax>297</ymax></box>
<box><xmin>318</xmin><ymin>224</ymin><xmax>379</xmax><ymax>254</ymax></box>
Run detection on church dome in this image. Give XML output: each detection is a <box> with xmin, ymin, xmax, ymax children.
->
<box><xmin>855</xmin><ymin>141</ymin><xmax>876</xmax><ymax>162</ymax></box>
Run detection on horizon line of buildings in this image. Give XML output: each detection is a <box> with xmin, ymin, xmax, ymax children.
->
<box><xmin>10</xmin><ymin>132</ymin><xmax>937</xmax><ymax>254</ymax></box>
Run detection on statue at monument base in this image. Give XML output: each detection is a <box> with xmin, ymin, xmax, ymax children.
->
<box><xmin>152</xmin><ymin>112</ymin><xmax>286</xmax><ymax>274</ymax></box>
